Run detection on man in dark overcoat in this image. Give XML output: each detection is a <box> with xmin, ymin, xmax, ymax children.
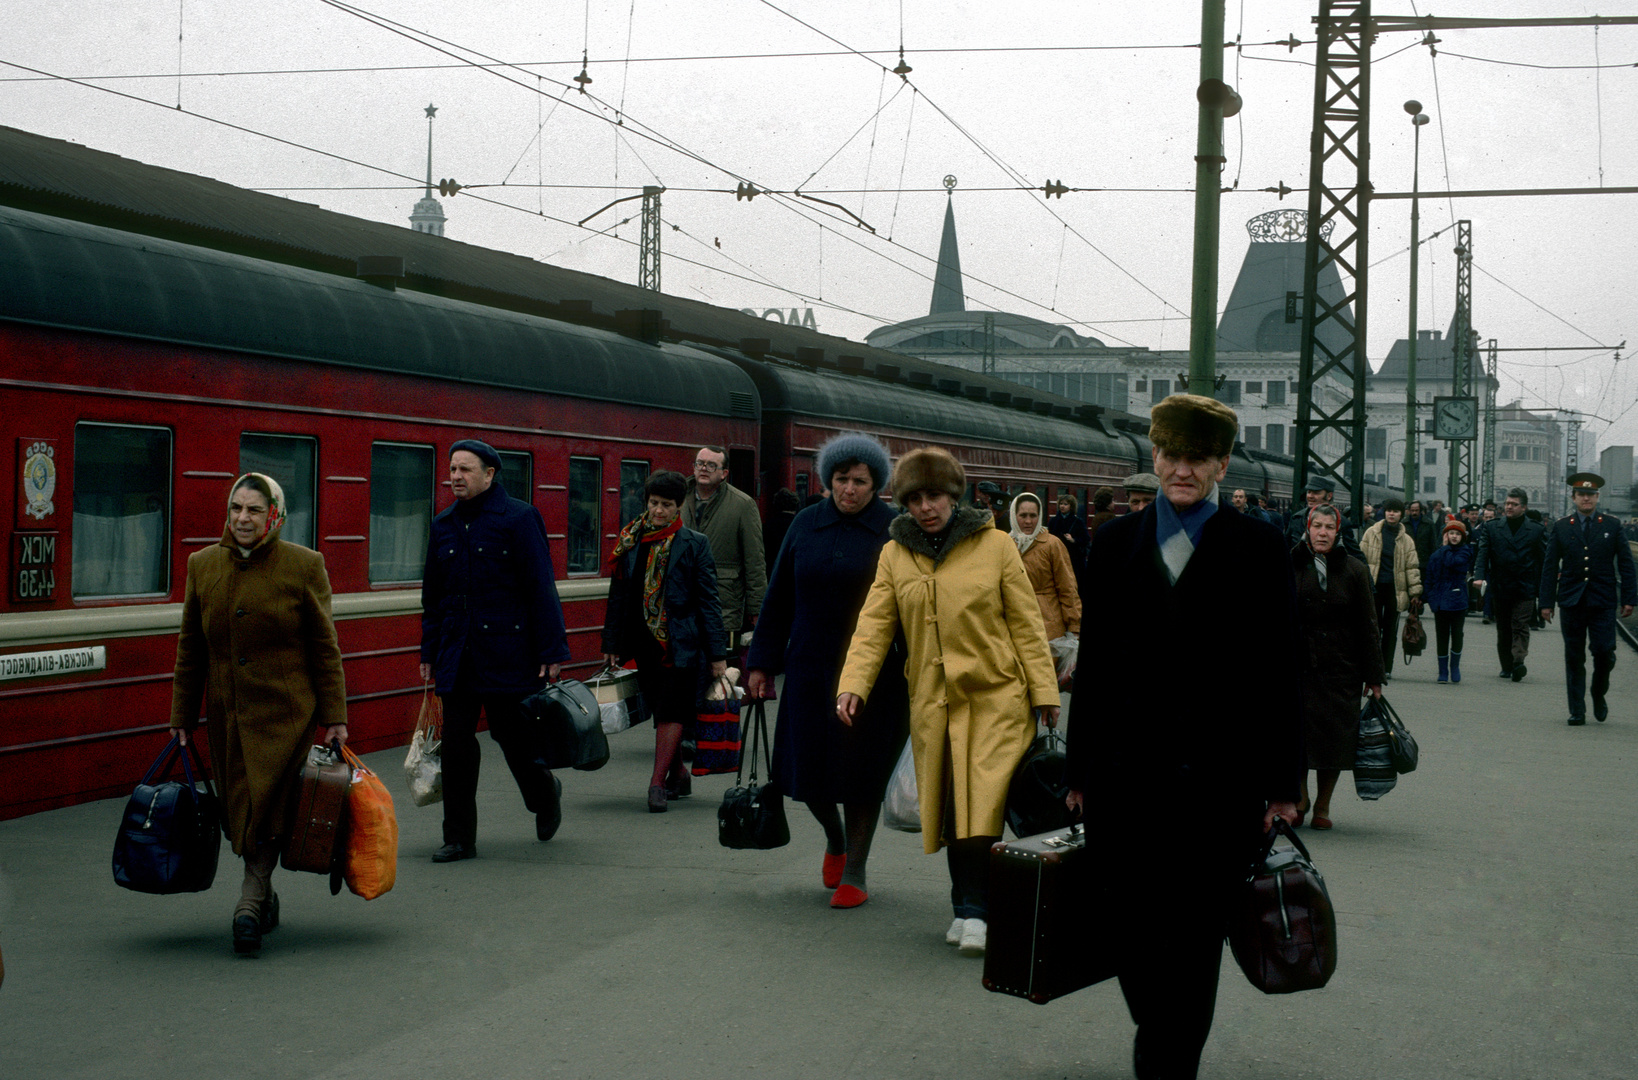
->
<box><xmin>421</xmin><ymin>439</ymin><xmax>571</xmax><ymax>861</ymax></box>
<box><xmin>1539</xmin><ymin>473</ymin><xmax>1637</xmax><ymax>725</ymax></box>
<box><xmin>1473</xmin><ymin>487</ymin><xmax>1547</xmax><ymax>681</ymax></box>
<box><xmin>1066</xmin><ymin>394</ymin><xmax>1301</xmax><ymax>1080</ymax></box>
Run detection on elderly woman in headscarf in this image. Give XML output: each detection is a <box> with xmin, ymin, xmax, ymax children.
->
<box><xmin>1010</xmin><ymin>492</ymin><xmax>1081</xmax><ymax>686</ymax></box>
<box><xmin>1292</xmin><ymin>502</ymin><xmax>1384</xmax><ymax>830</ymax></box>
<box><xmin>170</xmin><ymin>473</ymin><xmax>348</xmax><ymax>957</ymax></box>
<box><xmin>836</xmin><ymin>448</ymin><xmax>1059</xmax><ymax>957</ymax></box>
<box><xmin>747</xmin><ymin>433</ymin><xmax>909</xmax><ymax>908</ymax></box>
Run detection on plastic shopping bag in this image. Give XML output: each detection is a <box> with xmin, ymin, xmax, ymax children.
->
<box><xmin>403</xmin><ymin>686</ymin><xmax>443</xmax><ymax>807</ymax></box>
<box><xmin>341</xmin><ymin>746</ymin><xmax>398</xmax><ymax>900</ymax></box>
<box><xmin>882</xmin><ymin>739</ymin><xmax>920</xmax><ymax>833</ymax></box>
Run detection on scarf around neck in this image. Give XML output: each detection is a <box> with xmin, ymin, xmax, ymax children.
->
<box><xmin>612</xmin><ymin>514</ymin><xmax>683</xmax><ymax>643</ymax></box>
<box><xmin>1154</xmin><ymin>482</ymin><xmax>1219</xmax><ymax>584</ymax></box>
<box><xmin>1008</xmin><ymin>493</ymin><xmax>1047</xmax><ymax>555</ymax></box>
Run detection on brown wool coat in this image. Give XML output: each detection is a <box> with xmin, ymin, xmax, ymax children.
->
<box><xmin>170</xmin><ymin>529</ymin><xmax>347</xmax><ymax>855</ymax></box>
<box><xmin>1018</xmin><ymin>532</ymin><xmax>1081</xmax><ymax>639</ymax></box>
<box><xmin>1293</xmin><ymin>544</ymin><xmax>1385</xmax><ymax>770</ymax></box>
<box><xmin>838</xmin><ymin>508</ymin><xmax>1060</xmax><ymax>854</ymax></box>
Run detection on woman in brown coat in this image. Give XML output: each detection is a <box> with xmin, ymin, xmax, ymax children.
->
<box><xmin>1010</xmin><ymin>493</ymin><xmax>1080</xmax><ymax>685</ymax></box>
<box><xmin>1293</xmin><ymin>503</ymin><xmax>1384</xmax><ymax>830</ymax></box>
<box><xmin>170</xmin><ymin>473</ymin><xmax>348</xmax><ymax>956</ymax></box>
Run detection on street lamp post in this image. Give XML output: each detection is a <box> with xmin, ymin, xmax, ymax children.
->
<box><xmin>1403</xmin><ymin>101</ymin><xmax>1431</xmax><ymax>501</ymax></box>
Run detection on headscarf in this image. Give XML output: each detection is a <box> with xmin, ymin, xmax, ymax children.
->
<box><xmin>1009</xmin><ymin>492</ymin><xmax>1046</xmax><ymax>555</ymax></box>
<box><xmin>610</xmin><ymin>512</ymin><xmax>684</xmax><ymax>643</ymax></box>
<box><xmin>224</xmin><ymin>473</ymin><xmax>286</xmax><ymax>555</ymax></box>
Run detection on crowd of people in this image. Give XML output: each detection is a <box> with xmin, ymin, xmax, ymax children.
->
<box><xmin>165</xmin><ymin>405</ymin><xmax>1635</xmax><ymax>1078</ymax></box>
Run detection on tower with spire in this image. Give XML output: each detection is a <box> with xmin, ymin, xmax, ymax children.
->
<box><xmin>410</xmin><ymin>103</ymin><xmax>447</xmax><ymax>237</ymax></box>
<box><xmin>929</xmin><ymin>175</ymin><xmax>965</xmax><ymax>315</ymax></box>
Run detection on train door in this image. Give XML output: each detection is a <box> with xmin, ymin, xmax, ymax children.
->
<box><xmin>728</xmin><ymin>447</ymin><xmax>756</xmax><ymax>498</ymax></box>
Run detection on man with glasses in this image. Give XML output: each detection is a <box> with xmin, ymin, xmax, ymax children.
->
<box><xmin>682</xmin><ymin>446</ymin><xmax>766</xmax><ymax>656</ymax></box>
<box><xmin>1473</xmin><ymin>488</ymin><xmax>1547</xmax><ymax>681</ymax></box>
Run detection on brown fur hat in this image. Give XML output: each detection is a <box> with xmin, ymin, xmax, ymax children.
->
<box><xmin>1149</xmin><ymin>393</ymin><xmax>1239</xmax><ymax>459</ymax></box>
<box><xmin>891</xmin><ymin>446</ymin><xmax>966</xmax><ymax>505</ymax></box>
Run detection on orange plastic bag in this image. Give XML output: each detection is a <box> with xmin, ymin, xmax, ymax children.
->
<box><xmin>340</xmin><ymin>746</ymin><xmax>398</xmax><ymax>900</ymax></box>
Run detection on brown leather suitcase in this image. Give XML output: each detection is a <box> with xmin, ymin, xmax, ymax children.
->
<box><xmin>282</xmin><ymin>742</ymin><xmax>351</xmax><ymax>884</ymax></box>
<box><xmin>982</xmin><ymin>823</ymin><xmax>1117</xmax><ymax>1004</ymax></box>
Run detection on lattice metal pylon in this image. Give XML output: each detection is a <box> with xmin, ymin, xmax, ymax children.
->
<box><xmin>1295</xmin><ymin>0</ymin><xmax>1372</xmax><ymax>507</ymax></box>
<box><xmin>1482</xmin><ymin>338</ymin><xmax>1497</xmax><ymax>502</ymax></box>
<box><xmin>1448</xmin><ymin>221</ymin><xmax>1473</xmax><ymax>506</ymax></box>
<box><xmin>638</xmin><ymin>185</ymin><xmax>663</xmax><ymax>292</ymax></box>
<box><xmin>1566</xmin><ymin>414</ymin><xmax>1581</xmax><ymax>472</ymax></box>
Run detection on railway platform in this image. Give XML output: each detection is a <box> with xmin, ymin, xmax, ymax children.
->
<box><xmin>1</xmin><ymin>618</ymin><xmax>1636</xmax><ymax>1079</ymax></box>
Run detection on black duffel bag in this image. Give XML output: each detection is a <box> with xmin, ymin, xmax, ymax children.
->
<box><xmin>1228</xmin><ymin>818</ymin><xmax>1338</xmax><ymax>995</ymax></box>
<box><xmin>112</xmin><ymin>734</ymin><xmax>222</xmax><ymax>895</ymax></box>
<box><xmin>718</xmin><ymin>701</ymin><xmax>789</xmax><ymax>850</ymax></box>
<box><xmin>527</xmin><ymin>679</ymin><xmax>610</xmax><ymax>771</ymax></box>
<box><xmin>1005</xmin><ymin>725</ymin><xmax>1075</xmax><ymax>839</ymax></box>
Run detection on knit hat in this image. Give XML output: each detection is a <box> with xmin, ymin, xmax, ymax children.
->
<box><xmin>815</xmin><ymin>432</ymin><xmax>891</xmax><ymax>492</ymax></box>
<box><xmin>1148</xmin><ymin>393</ymin><xmax>1239</xmax><ymax>459</ymax></box>
<box><xmin>1442</xmin><ymin>517</ymin><xmax>1467</xmax><ymax>538</ymax></box>
<box><xmin>449</xmin><ymin>438</ymin><xmax>502</xmax><ymax>471</ymax></box>
<box><xmin>891</xmin><ymin>447</ymin><xmax>965</xmax><ymax>506</ymax></box>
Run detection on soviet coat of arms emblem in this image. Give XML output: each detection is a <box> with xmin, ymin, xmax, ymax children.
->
<box><xmin>23</xmin><ymin>441</ymin><xmax>56</xmax><ymax>521</ymax></box>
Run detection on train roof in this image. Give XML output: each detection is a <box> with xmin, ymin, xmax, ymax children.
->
<box><xmin>0</xmin><ymin>204</ymin><xmax>759</xmax><ymax>418</ymax></box>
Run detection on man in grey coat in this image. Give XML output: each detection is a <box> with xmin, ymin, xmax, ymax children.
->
<box><xmin>1472</xmin><ymin>487</ymin><xmax>1547</xmax><ymax>681</ymax></box>
<box><xmin>682</xmin><ymin>446</ymin><xmax>767</xmax><ymax>650</ymax></box>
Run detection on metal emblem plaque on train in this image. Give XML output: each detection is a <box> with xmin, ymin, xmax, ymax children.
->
<box><xmin>18</xmin><ymin>438</ymin><xmax>58</xmax><ymax>526</ymax></box>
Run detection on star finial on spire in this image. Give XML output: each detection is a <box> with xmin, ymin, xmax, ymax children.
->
<box><xmin>425</xmin><ymin>103</ymin><xmax>438</xmax><ymax>119</ymax></box>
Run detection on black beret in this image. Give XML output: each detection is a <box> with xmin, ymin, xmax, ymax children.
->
<box><xmin>449</xmin><ymin>439</ymin><xmax>502</xmax><ymax>470</ymax></box>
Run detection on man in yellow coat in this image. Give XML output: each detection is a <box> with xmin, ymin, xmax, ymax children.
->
<box><xmin>837</xmin><ymin>447</ymin><xmax>1059</xmax><ymax>958</ymax></box>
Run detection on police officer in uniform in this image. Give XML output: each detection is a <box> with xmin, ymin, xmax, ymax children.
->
<box><xmin>1539</xmin><ymin>473</ymin><xmax>1637</xmax><ymax>725</ymax></box>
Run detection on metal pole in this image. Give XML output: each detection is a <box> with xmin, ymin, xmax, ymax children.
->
<box><xmin>1404</xmin><ymin>114</ymin><xmax>1421</xmax><ymax>499</ymax></box>
<box><xmin>1187</xmin><ymin>0</ymin><xmax>1226</xmax><ymax>395</ymax></box>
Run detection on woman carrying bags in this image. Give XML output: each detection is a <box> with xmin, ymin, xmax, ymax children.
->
<box><xmin>836</xmin><ymin>447</ymin><xmax>1060</xmax><ymax>957</ymax></box>
<box><xmin>1423</xmin><ymin>517</ymin><xmax>1475</xmax><ymax>684</ymax></box>
<box><xmin>603</xmin><ymin>470</ymin><xmax>727</xmax><ymax>813</ymax></box>
<box><xmin>1009</xmin><ymin>492</ymin><xmax>1081</xmax><ymax>686</ymax></box>
<box><xmin>746</xmin><ymin>433</ymin><xmax>909</xmax><ymax>909</ymax></box>
<box><xmin>170</xmin><ymin>473</ymin><xmax>348</xmax><ymax>957</ymax></box>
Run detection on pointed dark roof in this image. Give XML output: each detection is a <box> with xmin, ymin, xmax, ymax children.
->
<box><xmin>1374</xmin><ymin>318</ymin><xmax>1459</xmax><ymax>378</ymax></box>
<box><xmin>929</xmin><ymin>197</ymin><xmax>965</xmax><ymax>316</ymax></box>
<box><xmin>1215</xmin><ymin>231</ymin><xmax>1354</xmax><ymax>362</ymax></box>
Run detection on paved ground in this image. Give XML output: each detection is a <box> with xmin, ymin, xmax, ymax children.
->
<box><xmin>2</xmin><ymin>618</ymin><xmax>1636</xmax><ymax>1079</ymax></box>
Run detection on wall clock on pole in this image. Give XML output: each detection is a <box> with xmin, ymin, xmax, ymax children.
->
<box><xmin>1433</xmin><ymin>396</ymin><xmax>1479</xmax><ymax>441</ymax></box>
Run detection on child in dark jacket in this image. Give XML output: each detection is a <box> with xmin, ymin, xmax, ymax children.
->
<box><xmin>1423</xmin><ymin>518</ymin><xmax>1475</xmax><ymax>683</ymax></box>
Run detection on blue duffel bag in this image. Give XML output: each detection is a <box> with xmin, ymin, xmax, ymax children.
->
<box><xmin>112</xmin><ymin>735</ymin><xmax>223</xmax><ymax>894</ymax></box>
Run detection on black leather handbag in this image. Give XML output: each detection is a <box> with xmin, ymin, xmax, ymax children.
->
<box><xmin>1004</xmin><ymin>726</ymin><xmax>1075</xmax><ymax>839</ymax></box>
<box><xmin>112</xmin><ymin>735</ymin><xmax>222</xmax><ymax>895</ymax></box>
<box><xmin>1228</xmin><ymin>819</ymin><xmax>1338</xmax><ymax>995</ymax></box>
<box><xmin>1376</xmin><ymin>695</ymin><xmax>1420</xmax><ymax>774</ymax></box>
<box><xmin>527</xmin><ymin>679</ymin><xmax>610</xmax><ymax>772</ymax></box>
<box><xmin>717</xmin><ymin>701</ymin><xmax>789</xmax><ymax>850</ymax></box>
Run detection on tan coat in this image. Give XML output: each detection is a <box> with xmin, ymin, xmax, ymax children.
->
<box><xmin>1018</xmin><ymin>532</ymin><xmax>1081</xmax><ymax>639</ymax></box>
<box><xmin>838</xmin><ymin>508</ymin><xmax>1060</xmax><ymax>854</ymax></box>
<box><xmin>681</xmin><ymin>479</ymin><xmax>767</xmax><ymax>636</ymax></box>
<box><xmin>170</xmin><ymin>530</ymin><xmax>347</xmax><ymax>855</ymax></box>
<box><xmin>1360</xmin><ymin>520</ymin><xmax>1425</xmax><ymax>612</ymax></box>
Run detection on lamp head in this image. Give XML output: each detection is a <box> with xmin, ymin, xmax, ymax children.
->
<box><xmin>1404</xmin><ymin>99</ymin><xmax>1423</xmax><ymax>115</ymax></box>
<box><xmin>1412</xmin><ymin>113</ymin><xmax>1431</xmax><ymax>127</ymax></box>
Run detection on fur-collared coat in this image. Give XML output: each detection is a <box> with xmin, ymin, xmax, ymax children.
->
<box><xmin>838</xmin><ymin>507</ymin><xmax>1060</xmax><ymax>853</ymax></box>
<box><xmin>170</xmin><ymin>528</ymin><xmax>347</xmax><ymax>856</ymax></box>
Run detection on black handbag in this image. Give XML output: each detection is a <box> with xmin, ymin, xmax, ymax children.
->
<box><xmin>717</xmin><ymin>701</ymin><xmax>789</xmax><ymax>850</ymax></box>
<box><xmin>1401</xmin><ymin>612</ymin><xmax>1427</xmax><ymax>662</ymax></box>
<box><xmin>1375</xmin><ymin>694</ymin><xmax>1419</xmax><ymax>774</ymax></box>
<box><xmin>112</xmin><ymin>735</ymin><xmax>222</xmax><ymax>895</ymax></box>
<box><xmin>527</xmin><ymin>679</ymin><xmax>610</xmax><ymax>771</ymax></box>
<box><xmin>1228</xmin><ymin>818</ymin><xmax>1338</xmax><ymax>995</ymax></box>
<box><xmin>1004</xmin><ymin>726</ymin><xmax>1075</xmax><ymax>839</ymax></box>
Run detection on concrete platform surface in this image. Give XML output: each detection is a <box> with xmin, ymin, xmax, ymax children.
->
<box><xmin>1</xmin><ymin>619</ymin><xmax>1635</xmax><ymax>1079</ymax></box>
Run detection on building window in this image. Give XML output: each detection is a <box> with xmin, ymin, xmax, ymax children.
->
<box><xmin>1134</xmin><ymin>379</ymin><xmax>1148</xmax><ymax>393</ymax></box>
<box><xmin>1220</xmin><ymin>381</ymin><xmax>1242</xmax><ymax>405</ymax></box>
<box><xmin>1499</xmin><ymin>445</ymin><xmax>1512</xmax><ymax>460</ymax></box>
<box><xmin>369</xmin><ymin>443</ymin><xmax>433</xmax><ymax>583</ymax></box>
<box><xmin>1150</xmin><ymin>378</ymin><xmax>1171</xmax><ymax>405</ymax></box>
<box><xmin>1423</xmin><ymin>477</ymin><xmax>1437</xmax><ymax>493</ymax></box>
<box><xmin>240</xmin><ymin>433</ymin><xmax>317</xmax><ymax>549</ymax></box>
<box><xmin>1365</xmin><ymin>428</ymin><xmax>1388</xmax><ymax>459</ymax></box>
<box><xmin>1267</xmin><ymin>381</ymin><xmax>1287</xmax><ymax>405</ymax></box>
<box><xmin>497</xmin><ymin>452</ymin><xmax>532</xmax><ymax>502</ymax></box>
<box><xmin>620</xmin><ymin>460</ymin><xmax>650</xmax><ymax>529</ymax></box>
<box><xmin>1247</xmin><ymin>381</ymin><xmax>1263</xmax><ymax>394</ymax></box>
<box><xmin>72</xmin><ymin>422</ymin><xmax>172</xmax><ymax>597</ymax></box>
<box><xmin>1266</xmin><ymin>424</ymin><xmax>1284</xmax><ymax>455</ymax></box>
<box><xmin>1244</xmin><ymin>426</ymin><xmax>1262</xmax><ymax>450</ymax></box>
<box><xmin>567</xmin><ymin>457</ymin><xmax>602</xmax><ymax>575</ymax></box>
<box><xmin>1533</xmin><ymin>446</ymin><xmax>1545</xmax><ymax>462</ymax></box>
<box><xmin>1425</xmin><ymin>448</ymin><xmax>1439</xmax><ymax>466</ymax></box>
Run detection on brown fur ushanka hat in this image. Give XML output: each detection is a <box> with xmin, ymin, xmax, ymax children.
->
<box><xmin>1148</xmin><ymin>393</ymin><xmax>1240</xmax><ymax>459</ymax></box>
<box><xmin>890</xmin><ymin>446</ymin><xmax>966</xmax><ymax>506</ymax></box>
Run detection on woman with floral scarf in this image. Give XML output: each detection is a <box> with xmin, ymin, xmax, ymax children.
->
<box><xmin>602</xmin><ymin>470</ymin><xmax>727</xmax><ymax>812</ymax></box>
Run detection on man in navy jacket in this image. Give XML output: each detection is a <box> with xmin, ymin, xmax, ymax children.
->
<box><xmin>421</xmin><ymin>439</ymin><xmax>570</xmax><ymax>861</ymax></box>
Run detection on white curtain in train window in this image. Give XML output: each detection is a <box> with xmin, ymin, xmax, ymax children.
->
<box><xmin>71</xmin><ymin>423</ymin><xmax>171</xmax><ymax>597</ymax></box>
<box><xmin>72</xmin><ymin>508</ymin><xmax>165</xmax><ymax>595</ymax></box>
<box><xmin>370</xmin><ymin>444</ymin><xmax>433</xmax><ymax>582</ymax></box>
<box><xmin>240</xmin><ymin>433</ymin><xmax>316</xmax><ymax>549</ymax></box>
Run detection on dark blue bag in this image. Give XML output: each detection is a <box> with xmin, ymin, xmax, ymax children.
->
<box><xmin>112</xmin><ymin>735</ymin><xmax>222</xmax><ymax>894</ymax></box>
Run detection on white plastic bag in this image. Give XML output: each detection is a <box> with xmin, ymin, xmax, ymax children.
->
<box><xmin>403</xmin><ymin>687</ymin><xmax>443</xmax><ymax>807</ymax></box>
<box><xmin>882</xmin><ymin>739</ymin><xmax>920</xmax><ymax>833</ymax></box>
<box><xmin>1048</xmin><ymin>634</ymin><xmax>1079</xmax><ymax>678</ymax></box>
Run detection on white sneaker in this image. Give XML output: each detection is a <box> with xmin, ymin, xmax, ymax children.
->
<box><xmin>945</xmin><ymin>917</ymin><xmax>966</xmax><ymax>945</ymax></box>
<box><xmin>959</xmin><ymin>918</ymin><xmax>987</xmax><ymax>957</ymax></box>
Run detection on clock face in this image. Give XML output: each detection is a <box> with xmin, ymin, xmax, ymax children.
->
<box><xmin>1434</xmin><ymin>397</ymin><xmax>1478</xmax><ymax>440</ymax></box>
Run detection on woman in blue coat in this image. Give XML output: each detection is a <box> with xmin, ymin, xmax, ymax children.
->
<box><xmin>1423</xmin><ymin>517</ymin><xmax>1476</xmax><ymax>683</ymax></box>
<box><xmin>748</xmin><ymin>433</ymin><xmax>910</xmax><ymax>909</ymax></box>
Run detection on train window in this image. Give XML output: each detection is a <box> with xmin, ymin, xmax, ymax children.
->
<box><xmin>567</xmin><ymin>457</ymin><xmax>602</xmax><ymax>575</ymax></box>
<box><xmin>1267</xmin><ymin>382</ymin><xmax>1287</xmax><ymax>405</ymax></box>
<box><xmin>728</xmin><ymin>448</ymin><xmax>756</xmax><ymax>495</ymax></box>
<box><xmin>620</xmin><ymin>460</ymin><xmax>650</xmax><ymax>529</ymax></box>
<box><xmin>497</xmin><ymin>452</ymin><xmax>532</xmax><ymax>500</ymax></box>
<box><xmin>794</xmin><ymin>472</ymin><xmax>809</xmax><ymax>504</ymax></box>
<box><xmin>369</xmin><ymin>442</ymin><xmax>433</xmax><ymax>583</ymax></box>
<box><xmin>72</xmin><ymin>423</ymin><xmax>171</xmax><ymax>597</ymax></box>
<box><xmin>240</xmin><ymin>434</ymin><xmax>316</xmax><ymax>548</ymax></box>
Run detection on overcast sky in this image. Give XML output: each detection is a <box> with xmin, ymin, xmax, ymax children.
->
<box><xmin>5</xmin><ymin>0</ymin><xmax>1636</xmax><ymax>454</ymax></box>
